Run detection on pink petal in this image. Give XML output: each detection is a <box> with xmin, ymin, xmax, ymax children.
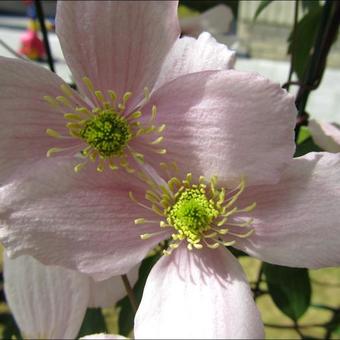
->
<box><xmin>80</xmin><ymin>334</ymin><xmax>126</xmax><ymax>340</ymax></box>
<box><xmin>154</xmin><ymin>32</ymin><xmax>235</xmax><ymax>90</ymax></box>
<box><xmin>236</xmin><ymin>152</ymin><xmax>340</xmax><ymax>268</ymax></box>
<box><xmin>0</xmin><ymin>57</ymin><xmax>71</xmax><ymax>183</ymax></box>
<box><xmin>309</xmin><ymin>119</ymin><xmax>340</xmax><ymax>153</ymax></box>
<box><xmin>4</xmin><ymin>254</ymin><xmax>89</xmax><ymax>339</ymax></box>
<box><xmin>56</xmin><ymin>1</ymin><xmax>180</xmax><ymax>105</ymax></box>
<box><xmin>146</xmin><ymin>70</ymin><xmax>296</xmax><ymax>185</ymax></box>
<box><xmin>180</xmin><ymin>4</ymin><xmax>234</xmax><ymax>37</ymax></box>
<box><xmin>88</xmin><ymin>265</ymin><xmax>139</xmax><ymax>308</ymax></box>
<box><xmin>0</xmin><ymin>158</ymin><xmax>170</xmax><ymax>280</ymax></box>
<box><xmin>134</xmin><ymin>245</ymin><xmax>264</xmax><ymax>339</ymax></box>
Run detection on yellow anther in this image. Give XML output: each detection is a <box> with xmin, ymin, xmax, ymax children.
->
<box><xmin>135</xmin><ymin>218</ymin><xmax>146</xmax><ymax>225</ymax></box>
<box><xmin>140</xmin><ymin>234</ymin><xmax>152</xmax><ymax>240</ymax></box>
<box><xmin>151</xmin><ymin>105</ymin><xmax>157</xmax><ymax>121</ymax></box>
<box><xmin>229</xmin><ymin>229</ymin><xmax>254</xmax><ymax>238</ymax></box>
<box><xmin>56</xmin><ymin>96</ymin><xmax>72</xmax><ymax>108</ymax></box>
<box><xmin>60</xmin><ymin>84</ymin><xmax>74</xmax><ymax>97</ymax></box>
<box><xmin>150</xmin><ymin>136</ymin><xmax>164</xmax><ymax>145</ymax></box>
<box><xmin>46</xmin><ymin>128</ymin><xmax>61</xmax><ymax>138</ymax></box>
<box><xmin>46</xmin><ymin>147</ymin><xmax>64</xmax><ymax>157</ymax></box>
<box><xmin>132</xmin><ymin>152</ymin><xmax>145</xmax><ymax>163</ymax></box>
<box><xmin>157</xmin><ymin>124</ymin><xmax>166</xmax><ymax>133</ymax></box>
<box><xmin>82</xmin><ymin>77</ymin><xmax>95</xmax><ymax>92</ymax></box>
<box><xmin>74</xmin><ymin>162</ymin><xmax>86</xmax><ymax>173</ymax></box>
<box><xmin>108</xmin><ymin>90</ymin><xmax>117</xmax><ymax>104</ymax></box>
<box><xmin>64</xmin><ymin>113</ymin><xmax>82</xmax><ymax>121</ymax></box>
<box><xmin>160</xmin><ymin>221</ymin><xmax>170</xmax><ymax>228</ymax></box>
<box><xmin>66</xmin><ymin>122</ymin><xmax>82</xmax><ymax>130</ymax></box>
<box><xmin>95</xmin><ymin>90</ymin><xmax>105</xmax><ymax>103</ymax></box>
<box><xmin>155</xmin><ymin>149</ymin><xmax>167</xmax><ymax>154</ymax></box>
<box><xmin>43</xmin><ymin>95</ymin><xmax>59</xmax><ymax>108</ymax></box>
<box><xmin>75</xmin><ymin>107</ymin><xmax>91</xmax><ymax>116</ymax></box>
<box><xmin>130</xmin><ymin>111</ymin><xmax>142</xmax><ymax>119</ymax></box>
<box><xmin>144</xmin><ymin>87</ymin><xmax>150</xmax><ymax>101</ymax></box>
<box><xmin>108</xmin><ymin>159</ymin><xmax>118</xmax><ymax>170</ymax></box>
<box><xmin>193</xmin><ymin>243</ymin><xmax>203</xmax><ymax>249</ymax></box>
<box><xmin>96</xmin><ymin>159</ymin><xmax>105</xmax><ymax>172</ymax></box>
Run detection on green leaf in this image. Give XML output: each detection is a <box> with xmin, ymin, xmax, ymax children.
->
<box><xmin>0</xmin><ymin>312</ymin><xmax>22</xmax><ymax>340</ymax></box>
<box><xmin>263</xmin><ymin>263</ymin><xmax>311</xmax><ymax>321</ymax></box>
<box><xmin>117</xmin><ymin>253</ymin><xmax>160</xmax><ymax>336</ymax></box>
<box><xmin>294</xmin><ymin>136</ymin><xmax>322</xmax><ymax>157</ymax></box>
<box><xmin>302</xmin><ymin>0</ymin><xmax>320</xmax><ymax>12</ymax></box>
<box><xmin>296</xmin><ymin>126</ymin><xmax>311</xmax><ymax>144</ymax></box>
<box><xmin>77</xmin><ymin>308</ymin><xmax>107</xmax><ymax>338</ymax></box>
<box><xmin>287</xmin><ymin>4</ymin><xmax>323</xmax><ymax>80</ymax></box>
<box><xmin>253</xmin><ymin>0</ymin><xmax>274</xmax><ymax>21</ymax></box>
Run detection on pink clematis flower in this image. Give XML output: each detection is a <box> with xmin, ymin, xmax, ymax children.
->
<box><xmin>0</xmin><ymin>0</ymin><xmax>235</xmax><ymax>184</ymax></box>
<box><xmin>309</xmin><ymin>119</ymin><xmax>340</xmax><ymax>153</ymax></box>
<box><xmin>1</xmin><ymin>0</ymin><xmax>238</xmax><ymax>277</ymax></box>
<box><xmin>4</xmin><ymin>254</ymin><xmax>138</xmax><ymax>339</ymax></box>
<box><xmin>2</xmin><ymin>66</ymin><xmax>340</xmax><ymax>336</ymax></box>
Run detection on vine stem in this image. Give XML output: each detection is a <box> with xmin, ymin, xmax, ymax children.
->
<box><xmin>253</xmin><ymin>263</ymin><xmax>263</xmax><ymax>300</ymax></box>
<box><xmin>34</xmin><ymin>0</ymin><xmax>55</xmax><ymax>73</ymax></box>
<box><xmin>121</xmin><ymin>274</ymin><xmax>138</xmax><ymax>313</ymax></box>
<box><xmin>283</xmin><ymin>0</ymin><xmax>299</xmax><ymax>92</ymax></box>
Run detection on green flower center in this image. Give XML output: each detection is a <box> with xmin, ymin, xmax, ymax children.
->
<box><xmin>79</xmin><ymin>110</ymin><xmax>131</xmax><ymax>157</ymax></box>
<box><xmin>167</xmin><ymin>188</ymin><xmax>219</xmax><ymax>243</ymax></box>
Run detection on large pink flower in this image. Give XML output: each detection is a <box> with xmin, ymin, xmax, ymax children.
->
<box><xmin>0</xmin><ymin>0</ymin><xmax>236</xmax><ymax>183</ymax></box>
<box><xmin>1</xmin><ymin>67</ymin><xmax>339</xmax><ymax>336</ymax></box>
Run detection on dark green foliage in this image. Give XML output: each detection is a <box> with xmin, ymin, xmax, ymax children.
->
<box><xmin>117</xmin><ymin>253</ymin><xmax>160</xmax><ymax>336</ymax></box>
<box><xmin>288</xmin><ymin>4</ymin><xmax>323</xmax><ymax>80</ymax></box>
<box><xmin>263</xmin><ymin>263</ymin><xmax>311</xmax><ymax>321</ymax></box>
<box><xmin>77</xmin><ymin>308</ymin><xmax>108</xmax><ymax>338</ymax></box>
<box><xmin>253</xmin><ymin>0</ymin><xmax>274</xmax><ymax>20</ymax></box>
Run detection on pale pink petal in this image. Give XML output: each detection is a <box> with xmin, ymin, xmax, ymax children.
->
<box><xmin>80</xmin><ymin>334</ymin><xmax>126</xmax><ymax>340</ymax></box>
<box><xmin>236</xmin><ymin>152</ymin><xmax>340</xmax><ymax>268</ymax></box>
<box><xmin>180</xmin><ymin>4</ymin><xmax>234</xmax><ymax>37</ymax></box>
<box><xmin>0</xmin><ymin>57</ymin><xmax>73</xmax><ymax>183</ymax></box>
<box><xmin>88</xmin><ymin>265</ymin><xmax>139</xmax><ymax>308</ymax></box>
<box><xmin>56</xmin><ymin>1</ymin><xmax>180</xmax><ymax>105</ymax></box>
<box><xmin>134</xmin><ymin>245</ymin><xmax>264</xmax><ymax>339</ymax></box>
<box><xmin>4</xmin><ymin>254</ymin><xmax>89</xmax><ymax>339</ymax></box>
<box><xmin>0</xmin><ymin>158</ymin><xmax>170</xmax><ymax>280</ymax></box>
<box><xmin>309</xmin><ymin>119</ymin><xmax>340</xmax><ymax>153</ymax></box>
<box><xmin>146</xmin><ymin>70</ymin><xmax>296</xmax><ymax>185</ymax></box>
<box><xmin>154</xmin><ymin>32</ymin><xmax>235</xmax><ymax>89</ymax></box>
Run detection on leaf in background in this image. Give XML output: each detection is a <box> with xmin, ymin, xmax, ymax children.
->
<box><xmin>253</xmin><ymin>0</ymin><xmax>274</xmax><ymax>21</ymax></box>
<box><xmin>117</xmin><ymin>253</ymin><xmax>160</xmax><ymax>336</ymax></box>
<box><xmin>287</xmin><ymin>4</ymin><xmax>323</xmax><ymax>80</ymax></box>
<box><xmin>294</xmin><ymin>136</ymin><xmax>322</xmax><ymax>157</ymax></box>
<box><xmin>301</xmin><ymin>0</ymin><xmax>320</xmax><ymax>12</ymax></box>
<box><xmin>263</xmin><ymin>263</ymin><xmax>311</xmax><ymax>321</ymax></box>
<box><xmin>77</xmin><ymin>308</ymin><xmax>108</xmax><ymax>338</ymax></box>
<box><xmin>296</xmin><ymin>126</ymin><xmax>311</xmax><ymax>144</ymax></box>
<box><xmin>0</xmin><ymin>312</ymin><xmax>22</xmax><ymax>340</ymax></box>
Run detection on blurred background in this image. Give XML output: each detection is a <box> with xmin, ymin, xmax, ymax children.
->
<box><xmin>0</xmin><ymin>1</ymin><xmax>339</xmax><ymax>339</ymax></box>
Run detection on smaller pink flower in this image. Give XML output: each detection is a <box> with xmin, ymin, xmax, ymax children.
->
<box><xmin>0</xmin><ymin>1</ymin><xmax>236</xmax><ymax>185</ymax></box>
<box><xmin>4</xmin><ymin>254</ymin><xmax>138</xmax><ymax>339</ymax></box>
<box><xmin>180</xmin><ymin>4</ymin><xmax>234</xmax><ymax>38</ymax></box>
<box><xmin>131</xmin><ymin>151</ymin><xmax>340</xmax><ymax>338</ymax></box>
<box><xmin>309</xmin><ymin>119</ymin><xmax>340</xmax><ymax>153</ymax></box>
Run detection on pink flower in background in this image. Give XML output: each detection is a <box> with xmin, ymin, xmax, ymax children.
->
<box><xmin>4</xmin><ymin>254</ymin><xmax>138</xmax><ymax>339</ymax></box>
<box><xmin>309</xmin><ymin>119</ymin><xmax>340</xmax><ymax>153</ymax></box>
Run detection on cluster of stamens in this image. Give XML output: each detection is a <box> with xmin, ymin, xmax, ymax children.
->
<box><xmin>130</xmin><ymin>163</ymin><xmax>256</xmax><ymax>255</ymax></box>
<box><xmin>44</xmin><ymin>77</ymin><xmax>166</xmax><ymax>173</ymax></box>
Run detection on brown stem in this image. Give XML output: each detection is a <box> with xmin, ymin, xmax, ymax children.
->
<box><xmin>121</xmin><ymin>274</ymin><xmax>138</xmax><ymax>313</ymax></box>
